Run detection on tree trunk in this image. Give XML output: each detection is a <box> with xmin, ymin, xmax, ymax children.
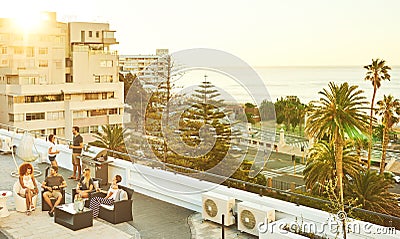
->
<box><xmin>334</xmin><ymin>131</ymin><xmax>346</xmax><ymax>239</ymax></box>
<box><xmin>380</xmin><ymin>125</ymin><xmax>389</xmax><ymax>175</ymax></box>
<box><xmin>367</xmin><ymin>87</ymin><xmax>377</xmax><ymax>169</ymax></box>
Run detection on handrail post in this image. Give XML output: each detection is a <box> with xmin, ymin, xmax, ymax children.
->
<box><xmin>221</xmin><ymin>214</ymin><xmax>225</xmax><ymax>239</ymax></box>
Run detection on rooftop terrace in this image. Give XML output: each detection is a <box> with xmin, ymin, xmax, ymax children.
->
<box><xmin>0</xmin><ymin>128</ymin><xmax>399</xmax><ymax>239</ymax></box>
<box><xmin>0</xmin><ymin>153</ymin><xmax>259</xmax><ymax>239</ymax></box>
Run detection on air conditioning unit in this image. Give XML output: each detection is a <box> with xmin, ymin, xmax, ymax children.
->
<box><xmin>202</xmin><ymin>192</ymin><xmax>235</xmax><ymax>226</ymax></box>
<box><xmin>237</xmin><ymin>201</ymin><xmax>275</xmax><ymax>236</ymax></box>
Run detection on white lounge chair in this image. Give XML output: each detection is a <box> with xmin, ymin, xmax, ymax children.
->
<box><xmin>13</xmin><ymin>181</ymin><xmax>38</xmax><ymax>212</ymax></box>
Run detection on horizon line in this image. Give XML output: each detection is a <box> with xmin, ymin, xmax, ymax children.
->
<box><xmin>252</xmin><ymin>65</ymin><xmax>400</xmax><ymax>68</ymax></box>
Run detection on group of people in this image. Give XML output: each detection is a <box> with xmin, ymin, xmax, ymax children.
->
<box><xmin>17</xmin><ymin>126</ymin><xmax>123</xmax><ymax>218</ymax></box>
<box><xmin>18</xmin><ymin>162</ymin><xmax>123</xmax><ymax>218</ymax></box>
<box><xmin>17</xmin><ymin>163</ymin><xmax>66</xmax><ymax>216</ymax></box>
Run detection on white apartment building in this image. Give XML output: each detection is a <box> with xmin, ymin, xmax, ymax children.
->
<box><xmin>0</xmin><ymin>12</ymin><xmax>123</xmax><ymax>142</ymax></box>
<box><xmin>119</xmin><ymin>49</ymin><xmax>168</xmax><ymax>84</ymax></box>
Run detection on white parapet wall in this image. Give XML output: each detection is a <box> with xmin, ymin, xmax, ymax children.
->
<box><xmin>1</xmin><ymin>129</ymin><xmax>399</xmax><ymax>239</ymax></box>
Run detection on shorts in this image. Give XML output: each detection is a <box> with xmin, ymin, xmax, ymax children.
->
<box><xmin>49</xmin><ymin>155</ymin><xmax>56</xmax><ymax>162</ymax></box>
<box><xmin>43</xmin><ymin>190</ymin><xmax>62</xmax><ymax>199</ymax></box>
<box><xmin>72</xmin><ymin>153</ymin><xmax>81</xmax><ymax>165</ymax></box>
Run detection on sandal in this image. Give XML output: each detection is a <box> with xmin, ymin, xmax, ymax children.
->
<box><xmin>68</xmin><ymin>176</ymin><xmax>76</xmax><ymax>179</ymax></box>
<box><xmin>30</xmin><ymin>205</ymin><xmax>35</xmax><ymax>211</ymax></box>
<box><xmin>26</xmin><ymin>210</ymin><xmax>31</xmax><ymax>216</ymax></box>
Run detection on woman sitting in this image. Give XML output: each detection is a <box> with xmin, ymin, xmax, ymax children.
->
<box><xmin>18</xmin><ymin>163</ymin><xmax>38</xmax><ymax>215</ymax></box>
<box><xmin>89</xmin><ymin>175</ymin><xmax>122</xmax><ymax>218</ymax></box>
<box><xmin>75</xmin><ymin>168</ymin><xmax>94</xmax><ymax>200</ymax></box>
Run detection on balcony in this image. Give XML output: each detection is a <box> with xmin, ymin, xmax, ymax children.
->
<box><xmin>103</xmin><ymin>37</ymin><xmax>118</xmax><ymax>45</ymax></box>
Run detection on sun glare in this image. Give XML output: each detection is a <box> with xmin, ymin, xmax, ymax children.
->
<box><xmin>12</xmin><ymin>11</ymin><xmax>46</xmax><ymax>33</ymax></box>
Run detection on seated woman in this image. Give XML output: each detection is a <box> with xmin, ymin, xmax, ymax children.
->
<box><xmin>89</xmin><ymin>175</ymin><xmax>122</xmax><ymax>218</ymax></box>
<box><xmin>18</xmin><ymin>163</ymin><xmax>39</xmax><ymax>215</ymax></box>
<box><xmin>75</xmin><ymin>168</ymin><xmax>94</xmax><ymax>199</ymax></box>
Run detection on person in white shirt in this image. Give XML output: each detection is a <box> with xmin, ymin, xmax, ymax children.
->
<box><xmin>18</xmin><ymin>163</ymin><xmax>38</xmax><ymax>215</ymax></box>
<box><xmin>89</xmin><ymin>175</ymin><xmax>122</xmax><ymax>218</ymax></box>
<box><xmin>48</xmin><ymin>134</ymin><xmax>60</xmax><ymax>167</ymax></box>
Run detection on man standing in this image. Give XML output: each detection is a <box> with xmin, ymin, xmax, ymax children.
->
<box><xmin>42</xmin><ymin>166</ymin><xmax>67</xmax><ymax>217</ymax></box>
<box><xmin>69</xmin><ymin>126</ymin><xmax>83</xmax><ymax>180</ymax></box>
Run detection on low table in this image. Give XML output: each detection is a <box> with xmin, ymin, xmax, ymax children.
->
<box><xmin>0</xmin><ymin>190</ymin><xmax>12</xmax><ymax>217</ymax></box>
<box><xmin>54</xmin><ymin>203</ymin><xmax>93</xmax><ymax>231</ymax></box>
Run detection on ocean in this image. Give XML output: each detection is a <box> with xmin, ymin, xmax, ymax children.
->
<box><xmin>257</xmin><ymin>66</ymin><xmax>400</xmax><ymax>104</ymax></box>
<box><xmin>172</xmin><ymin>65</ymin><xmax>400</xmax><ymax>106</ymax></box>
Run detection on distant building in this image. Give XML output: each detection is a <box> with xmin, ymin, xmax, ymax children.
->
<box><xmin>119</xmin><ymin>49</ymin><xmax>169</xmax><ymax>84</ymax></box>
<box><xmin>0</xmin><ymin>12</ymin><xmax>123</xmax><ymax>142</ymax></box>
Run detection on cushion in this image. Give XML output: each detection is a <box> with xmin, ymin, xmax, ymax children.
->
<box><xmin>119</xmin><ymin>190</ymin><xmax>128</xmax><ymax>201</ymax></box>
<box><xmin>100</xmin><ymin>204</ymin><xmax>114</xmax><ymax>211</ymax></box>
<box><xmin>113</xmin><ymin>189</ymin><xmax>128</xmax><ymax>202</ymax></box>
<box><xmin>114</xmin><ymin>189</ymin><xmax>122</xmax><ymax>202</ymax></box>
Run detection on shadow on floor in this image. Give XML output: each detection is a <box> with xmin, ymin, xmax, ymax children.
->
<box><xmin>132</xmin><ymin>193</ymin><xmax>194</xmax><ymax>239</ymax></box>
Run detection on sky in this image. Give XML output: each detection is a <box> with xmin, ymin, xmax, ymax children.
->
<box><xmin>1</xmin><ymin>0</ymin><xmax>400</xmax><ymax>67</ymax></box>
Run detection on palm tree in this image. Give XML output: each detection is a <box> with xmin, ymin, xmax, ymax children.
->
<box><xmin>364</xmin><ymin>59</ymin><xmax>391</xmax><ymax>169</ymax></box>
<box><xmin>90</xmin><ymin>124</ymin><xmax>127</xmax><ymax>157</ymax></box>
<box><xmin>303</xmin><ymin>140</ymin><xmax>364</xmax><ymax>194</ymax></box>
<box><xmin>375</xmin><ymin>95</ymin><xmax>400</xmax><ymax>174</ymax></box>
<box><xmin>305</xmin><ymin>82</ymin><xmax>369</xmax><ymax>220</ymax></box>
<box><xmin>346</xmin><ymin>170</ymin><xmax>400</xmax><ymax>217</ymax></box>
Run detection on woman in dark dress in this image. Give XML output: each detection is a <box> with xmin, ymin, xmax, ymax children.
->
<box><xmin>75</xmin><ymin>168</ymin><xmax>94</xmax><ymax>199</ymax></box>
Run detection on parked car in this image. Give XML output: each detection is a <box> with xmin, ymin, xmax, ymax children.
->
<box><xmin>231</xmin><ymin>145</ymin><xmax>243</xmax><ymax>152</ymax></box>
<box><xmin>393</xmin><ymin>175</ymin><xmax>400</xmax><ymax>184</ymax></box>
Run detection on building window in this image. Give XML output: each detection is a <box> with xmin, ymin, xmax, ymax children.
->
<box><xmin>94</xmin><ymin>75</ymin><xmax>100</xmax><ymax>83</ymax></box>
<box><xmin>84</xmin><ymin>93</ymin><xmax>99</xmax><ymax>100</ymax></box>
<box><xmin>90</xmin><ymin>109</ymin><xmax>107</xmax><ymax>116</ymax></box>
<box><xmin>65</xmin><ymin>94</ymin><xmax>71</xmax><ymax>100</ymax></box>
<box><xmin>103</xmin><ymin>31</ymin><xmax>114</xmax><ymax>38</ymax></box>
<box><xmin>20</xmin><ymin>77</ymin><xmax>37</xmax><ymax>85</ymax></box>
<box><xmin>1</xmin><ymin>59</ymin><xmax>8</xmax><ymax>66</ymax></box>
<box><xmin>13</xmin><ymin>96</ymin><xmax>25</xmax><ymax>103</ymax></box>
<box><xmin>108</xmin><ymin>75</ymin><xmax>113</xmax><ymax>82</ymax></box>
<box><xmin>26</xmin><ymin>112</ymin><xmax>45</xmax><ymax>121</ymax></box>
<box><xmin>14</xmin><ymin>47</ymin><xmax>24</xmax><ymax>54</ymax></box>
<box><xmin>7</xmin><ymin>96</ymin><xmax>13</xmax><ymax>108</ymax></box>
<box><xmin>96</xmin><ymin>31</ymin><xmax>100</xmax><ymax>38</ymax></box>
<box><xmin>39</xmin><ymin>76</ymin><xmax>47</xmax><ymax>84</ymax></box>
<box><xmin>73</xmin><ymin>110</ymin><xmax>88</xmax><ymax>119</ymax></box>
<box><xmin>39</xmin><ymin>60</ymin><xmax>48</xmax><ymax>67</ymax></box>
<box><xmin>80</xmin><ymin>126</ymin><xmax>89</xmax><ymax>134</ymax></box>
<box><xmin>26</xmin><ymin>47</ymin><xmax>34</xmax><ymax>57</ymax></box>
<box><xmin>47</xmin><ymin>111</ymin><xmax>64</xmax><ymax>120</ymax></box>
<box><xmin>1</xmin><ymin>47</ymin><xmax>7</xmax><ymax>54</ymax></box>
<box><xmin>56</xmin><ymin>128</ymin><xmax>65</xmax><ymax>136</ymax></box>
<box><xmin>102</xmin><ymin>93</ymin><xmax>107</xmax><ymax>99</ymax></box>
<box><xmin>109</xmin><ymin>108</ymin><xmax>118</xmax><ymax>115</ymax></box>
<box><xmin>9</xmin><ymin>113</ymin><xmax>24</xmax><ymax>122</ymax></box>
<box><xmin>24</xmin><ymin>94</ymin><xmax>63</xmax><ymax>103</ymax></box>
<box><xmin>39</xmin><ymin>48</ymin><xmax>48</xmax><ymax>55</ymax></box>
<box><xmin>100</xmin><ymin>60</ymin><xmax>113</xmax><ymax>67</ymax></box>
<box><xmin>89</xmin><ymin>31</ymin><xmax>92</xmax><ymax>37</ymax></box>
<box><xmin>90</xmin><ymin>125</ymin><xmax>99</xmax><ymax>134</ymax></box>
<box><xmin>65</xmin><ymin>74</ymin><xmax>73</xmax><ymax>83</ymax></box>
<box><xmin>30</xmin><ymin>129</ymin><xmax>45</xmax><ymax>137</ymax></box>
